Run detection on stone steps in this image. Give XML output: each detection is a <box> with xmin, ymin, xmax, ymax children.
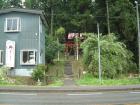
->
<box><xmin>64</xmin><ymin>61</ymin><xmax>75</xmax><ymax>86</ymax></box>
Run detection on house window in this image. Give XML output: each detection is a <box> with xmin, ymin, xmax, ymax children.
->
<box><xmin>5</xmin><ymin>17</ymin><xmax>21</xmax><ymax>32</ymax></box>
<box><xmin>20</xmin><ymin>50</ymin><xmax>36</xmax><ymax>65</ymax></box>
<box><xmin>0</xmin><ymin>50</ymin><xmax>3</xmax><ymax>65</ymax></box>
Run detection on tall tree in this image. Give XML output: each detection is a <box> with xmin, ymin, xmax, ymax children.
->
<box><xmin>94</xmin><ymin>0</ymin><xmax>138</xmax><ymax>63</ymax></box>
<box><xmin>21</xmin><ymin>0</ymin><xmax>139</xmax><ymax>64</ymax></box>
<box><xmin>24</xmin><ymin>0</ymin><xmax>40</xmax><ymax>9</ymax></box>
<box><xmin>0</xmin><ymin>0</ymin><xmax>4</xmax><ymax>9</ymax></box>
<box><xmin>109</xmin><ymin>0</ymin><xmax>136</xmax><ymax>41</ymax></box>
<box><xmin>9</xmin><ymin>0</ymin><xmax>22</xmax><ymax>8</ymax></box>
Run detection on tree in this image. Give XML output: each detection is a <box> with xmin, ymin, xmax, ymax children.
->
<box><xmin>9</xmin><ymin>0</ymin><xmax>137</xmax><ymax>66</ymax></box>
<box><xmin>0</xmin><ymin>0</ymin><xmax>23</xmax><ymax>8</ymax></box>
<box><xmin>109</xmin><ymin>0</ymin><xmax>136</xmax><ymax>41</ymax></box>
<box><xmin>81</xmin><ymin>33</ymin><xmax>137</xmax><ymax>78</ymax></box>
<box><xmin>94</xmin><ymin>0</ymin><xmax>138</xmax><ymax>64</ymax></box>
<box><xmin>0</xmin><ymin>0</ymin><xmax>11</xmax><ymax>9</ymax></box>
<box><xmin>55</xmin><ymin>27</ymin><xmax>65</xmax><ymax>61</ymax></box>
<box><xmin>11</xmin><ymin>0</ymin><xmax>22</xmax><ymax>7</ymax></box>
<box><xmin>55</xmin><ymin>27</ymin><xmax>65</xmax><ymax>42</ymax></box>
<box><xmin>24</xmin><ymin>0</ymin><xmax>40</xmax><ymax>9</ymax></box>
<box><xmin>0</xmin><ymin>0</ymin><xmax>4</xmax><ymax>9</ymax></box>
<box><xmin>45</xmin><ymin>36</ymin><xmax>59</xmax><ymax>63</ymax></box>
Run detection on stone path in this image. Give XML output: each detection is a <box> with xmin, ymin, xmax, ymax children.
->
<box><xmin>63</xmin><ymin>61</ymin><xmax>76</xmax><ymax>86</ymax></box>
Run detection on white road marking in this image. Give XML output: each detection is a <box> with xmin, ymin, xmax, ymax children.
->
<box><xmin>67</xmin><ymin>92</ymin><xmax>103</xmax><ymax>96</ymax></box>
<box><xmin>129</xmin><ymin>91</ymin><xmax>140</xmax><ymax>94</ymax></box>
<box><xmin>0</xmin><ymin>93</ymin><xmax>37</xmax><ymax>96</ymax></box>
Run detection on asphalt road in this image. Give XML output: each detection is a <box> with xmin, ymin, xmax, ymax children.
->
<box><xmin>0</xmin><ymin>91</ymin><xmax>140</xmax><ymax>105</ymax></box>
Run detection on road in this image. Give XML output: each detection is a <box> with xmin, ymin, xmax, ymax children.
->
<box><xmin>0</xmin><ymin>91</ymin><xmax>140</xmax><ymax>105</ymax></box>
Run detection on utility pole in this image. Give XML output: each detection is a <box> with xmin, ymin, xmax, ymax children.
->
<box><xmin>57</xmin><ymin>38</ymin><xmax>60</xmax><ymax>61</ymax></box>
<box><xmin>97</xmin><ymin>23</ymin><xmax>102</xmax><ymax>83</ymax></box>
<box><xmin>135</xmin><ymin>1</ymin><xmax>140</xmax><ymax>75</ymax></box>
<box><xmin>106</xmin><ymin>0</ymin><xmax>110</xmax><ymax>35</ymax></box>
<box><xmin>76</xmin><ymin>34</ymin><xmax>79</xmax><ymax>61</ymax></box>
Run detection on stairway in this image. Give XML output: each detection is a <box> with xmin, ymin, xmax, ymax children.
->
<box><xmin>63</xmin><ymin>61</ymin><xmax>75</xmax><ymax>86</ymax></box>
<box><xmin>64</xmin><ymin>62</ymin><xmax>73</xmax><ymax>75</ymax></box>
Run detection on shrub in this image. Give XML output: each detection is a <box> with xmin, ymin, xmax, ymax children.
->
<box><xmin>32</xmin><ymin>64</ymin><xmax>47</xmax><ymax>82</ymax></box>
<box><xmin>81</xmin><ymin>33</ymin><xmax>137</xmax><ymax>78</ymax></box>
<box><xmin>45</xmin><ymin>36</ymin><xmax>58</xmax><ymax>63</ymax></box>
<box><xmin>0</xmin><ymin>66</ymin><xmax>15</xmax><ymax>84</ymax></box>
<box><xmin>0</xmin><ymin>66</ymin><xmax>10</xmax><ymax>81</ymax></box>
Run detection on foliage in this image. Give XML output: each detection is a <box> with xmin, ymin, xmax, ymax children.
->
<box><xmin>47</xmin><ymin>79</ymin><xmax>63</xmax><ymax>87</ymax></box>
<box><xmin>55</xmin><ymin>26</ymin><xmax>65</xmax><ymax>42</ymax></box>
<box><xmin>32</xmin><ymin>64</ymin><xmax>47</xmax><ymax>82</ymax></box>
<box><xmin>45</xmin><ymin>35</ymin><xmax>64</xmax><ymax>63</ymax></box>
<box><xmin>47</xmin><ymin>61</ymin><xmax>64</xmax><ymax>77</ymax></box>
<box><xmin>0</xmin><ymin>0</ymin><xmax>138</xmax><ymax>69</ymax></box>
<box><xmin>0</xmin><ymin>0</ymin><xmax>22</xmax><ymax>8</ymax></box>
<box><xmin>81</xmin><ymin>33</ymin><xmax>137</xmax><ymax>78</ymax></box>
<box><xmin>24</xmin><ymin>0</ymin><xmax>40</xmax><ymax>9</ymax></box>
<box><xmin>0</xmin><ymin>66</ymin><xmax>9</xmax><ymax>81</ymax></box>
<box><xmin>22</xmin><ymin>0</ymin><xmax>137</xmax><ymax>58</ymax></box>
<box><xmin>45</xmin><ymin>35</ymin><xmax>58</xmax><ymax>63</ymax></box>
<box><xmin>0</xmin><ymin>0</ymin><xmax>4</xmax><ymax>9</ymax></box>
<box><xmin>76</xmin><ymin>73</ymin><xmax>140</xmax><ymax>86</ymax></box>
<box><xmin>110</xmin><ymin>0</ymin><xmax>136</xmax><ymax>41</ymax></box>
<box><xmin>9</xmin><ymin>0</ymin><xmax>22</xmax><ymax>8</ymax></box>
<box><xmin>0</xmin><ymin>66</ymin><xmax>15</xmax><ymax>85</ymax></box>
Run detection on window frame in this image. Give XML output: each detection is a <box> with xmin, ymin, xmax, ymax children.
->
<box><xmin>20</xmin><ymin>49</ymin><xmax>37</xmax><ymax>65</ymax></box>
<box><xmin>0</xmin><ymin>50</ymin><xmax>3</xmax><ymax>65</ymax></box>
<box><xmin>4</xmin><ymin>17</ymin><xmax>21</xmax><ymax>32</ymax></box>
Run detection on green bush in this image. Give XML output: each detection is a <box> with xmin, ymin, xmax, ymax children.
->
<box><xmin>0</xmin><ymin>66</ymin><xmax>10</xmax><ymax>81</ymax></box>
<box><xmin>0</xmin><ymin>66</ymin><xmax>15</xmax><ymax>85</ymax></box>
<box><xmin>81</xmin><ymin>33</ymin><xmax>137</xmax><ymax>79</ymax></box>
<box><xmin>32</xmin><ymin>64</ymin><xmax>47</xmax><ymax>82</ymax></box>
<box><xmin>45</xmin><ymin>36</ymin><xmax>64</xmax><ymax>63</ymax></box>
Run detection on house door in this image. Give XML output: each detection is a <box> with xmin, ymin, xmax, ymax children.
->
<box><xmin>5</xmin><ymin>40</ymin><xmax>15</xmax><ymax>67</ymax></box>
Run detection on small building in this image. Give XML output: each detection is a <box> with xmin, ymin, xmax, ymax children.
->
<box><xmin>0</xmin><ymin>8</ymin><xmax>47</xmax><ymax>76</ymax></box>
<box><xmin>65</xmin><ymin>33</ymin><xmax>84</xmax><ymax>56</ymax></box>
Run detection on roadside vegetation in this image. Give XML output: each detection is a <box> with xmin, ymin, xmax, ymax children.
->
<box><xmin>30</xmin><ymin>61</ymin><xmax>64</xmax><ymax>86</ymax></box>
<box><xmin>74</xmin><ymin>33</ymin><xmax>139</xmax><ymax>86</ymax></box>
<box><xmin>0</xmin><ymin>26</ymin><xmax>65</xmax><ymax>86</ymax></box>
<box><xmin>0</xmin><ymin>0</ymin><xmax>140</xmax><ymax>86</ymax></box>
<box><xmin>76</xmin><ymin>73</ymin><xmax>140</xmax><ymax>86</ymax></box>
<box><xmin>0</xmin><ymin>61</ymin><xmax>64</xmax><ymax>86</ymax></box>
<box><xmin>81</xmin><ymin>33</ymin><xmax>137</xmax><ymax>79</ymax></box>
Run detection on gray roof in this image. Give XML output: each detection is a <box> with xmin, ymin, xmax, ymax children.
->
<box><xmin>0</xmin><ymin>8</ymin><xmax>48</xmax><ymax>27</ymax></box>
<box><xmin>0</xmin><ymin>8</ymin><xmax>42</xmax><ymax>15</ymax></box>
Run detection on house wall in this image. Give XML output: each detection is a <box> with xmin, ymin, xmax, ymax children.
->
<box><xmin>39</xmin><ymin>17</ymin><xmax>46</xmax><ymax>65</ymax></box>
<box><xmin>0</xmin><ymin>12</ymin><xmax>46</xmax><ymax>76</ymax></box>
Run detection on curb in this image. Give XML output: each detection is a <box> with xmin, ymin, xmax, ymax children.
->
<box><xmin>0</xmin><ymin>85</ymin><xmax>140</xmax><ymax>93</ymax></box>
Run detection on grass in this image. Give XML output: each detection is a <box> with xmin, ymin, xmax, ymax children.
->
<box><xmin>47</xmin><ymin>79</ymin><xmax>63</xmax><ymax>87</ymax></box>
<box><xmin>48</xmin><ymin>61</ymin><xmax>64</xmax><ymax>77</ymax></box>
<box><xmin>0</xmin><ymin>61</ymin><xmax>65</xmax><ymax>87</ymax></box>
<box><xmin>0</xmin><ymin>77</ymin><xmax>35</xmax><ymax>86</ymax></box>
<box><xmin>71</xmin><ymin>58</ymin><xmax>84</xmax><ymax>79</ymax></box>
<box><xmin>0</xmin><ymin>78</ymin><xmax>64</xmax><ymax>87</ymax></box>
<box><xmin>0</xmin><ymin>80</ymin><xmax>13</xmax><ymax>86</ymax></box>
<box><xmin>76</xmin><ymin>73</ymin><xmax>140</xmax><ymax>86</ymax></box>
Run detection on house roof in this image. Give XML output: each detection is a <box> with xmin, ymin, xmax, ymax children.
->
<box><xmin>0</xmin><ymin>8</ymin><xmax>43</xmax><ymax>14</ymax></box>
<box><xmin>0</xmin><ymin>8</ymin><xmax>48</xmax><ymax>27</ymax></box>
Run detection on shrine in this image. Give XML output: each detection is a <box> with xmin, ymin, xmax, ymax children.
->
<box><xmin>64</xmin><ymin>33</ymin><xmax>84</xmax><ymax>59</ymax></box>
